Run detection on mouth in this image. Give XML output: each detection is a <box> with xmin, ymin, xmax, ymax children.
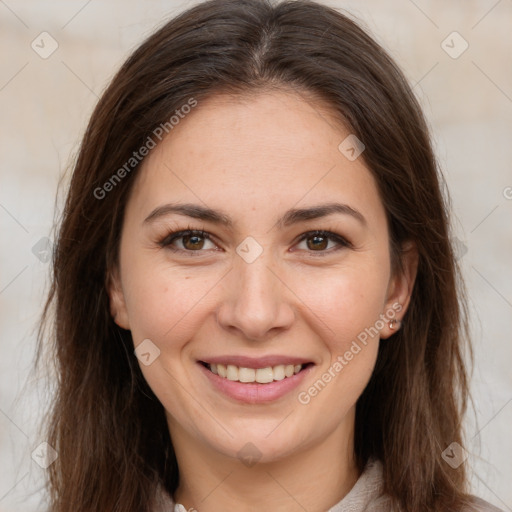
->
<box><xmin>199</xmin><ymin>361</ymin><xmax>314</xmax><ymax>384</ymax></box>
<box><xmin>196</xmin><ymin>355</ymin><xmax>316</xmax><ymax>403</ymax></box>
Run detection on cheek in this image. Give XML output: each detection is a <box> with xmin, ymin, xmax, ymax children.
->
<box><xmin>291</xmin><ymin>259</ymin><xmax>388</xmax><ymax>408</ymax></box>
<box><xmin>293</xmin><ymin>261</ymin><xmax>389</xmax><ymax>346</ymax></box>
<box><xmin>294</xmin><ymin>269</ymin><xmax>383</xmax><ymax>414</ymax></box>
<box><xmin>121</xmin><ymin>254</ymin><xmax>218</xmax><ymax>344</ymax></box>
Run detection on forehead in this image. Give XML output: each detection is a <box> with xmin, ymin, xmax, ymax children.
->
<box><xmin>127</xmin><ymin>89</ymin><xmax>385</xmax><ymax>228</ymax></box>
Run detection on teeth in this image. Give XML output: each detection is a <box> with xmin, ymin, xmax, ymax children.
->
<box><xmin>273</xmin><ymin>365</ymin><xmax>285</xmax><ymax>381</ymax></box>
<box><xmin>217</xmin><ymin>363</ymin><xmax>227</xmax><ymax>378</ymax></box>
<box><xmin>239</xmin><ymin>367</ymin><xmax>256</xmax><ymax>382</ymax></box>
<box><xmin>226</xmin><ymin>364</ymin><xmax>238</xmax><ymax>381</ymax></box>
<box><xmin>207</xmin><ymin>363</ymin><xmax>304</xmax><ymax>383</ymax></box>
<box><xmin>255</xmin><ymin>367</ymin><xmax>273</xmax><ymax>384</ymax></box>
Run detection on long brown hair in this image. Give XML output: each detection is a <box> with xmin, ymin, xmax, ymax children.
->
<box><xmin>36</xmin><ymin>0</ymin><xmax>473</xmax><ymax>510</ymax></box>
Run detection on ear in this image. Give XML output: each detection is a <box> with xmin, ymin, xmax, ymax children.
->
<box><xmin>106</xmin><ymin>265</ymin><xmax>130</xmax><ymax>330</ymax></box>
<box><xmin>380</xmin><ymin>241</ymin><xmax>418</xmax><ymax>339</ymax></box>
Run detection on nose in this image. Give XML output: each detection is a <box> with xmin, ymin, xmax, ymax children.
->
<box><xmin>216</xmin><ymin>252</ymin><xmax>295</xmax><ymax>341</ymax></box>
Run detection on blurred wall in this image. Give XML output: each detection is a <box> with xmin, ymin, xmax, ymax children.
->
<box><xmin>0</xmin><ymin>1</ymin><xmax>511</xmax><ymax>510</ymax></box>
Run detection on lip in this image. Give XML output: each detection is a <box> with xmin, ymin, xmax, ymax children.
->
<box><xmin>197</xmin><ymin>360</ymin><xmax>315</xmax><ymax>404</ymax></box>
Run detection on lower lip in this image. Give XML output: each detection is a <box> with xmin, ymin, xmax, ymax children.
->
<box><xmin>197</xmin><ymin>362</ymin><xmax>314</xmax><ymax>404</ymax></box>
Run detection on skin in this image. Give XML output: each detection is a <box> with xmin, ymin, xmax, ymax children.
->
<box><xmin>108</xmin><ymin>89</ymin><xmax>418</xmax><ymax>512</ymax></box>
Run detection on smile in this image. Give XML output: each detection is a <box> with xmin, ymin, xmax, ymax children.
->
<box><xmin>198</xmin><ymin>360</ymin><xmax>315</xmax><ymax>403</ymax></box>
<box><xmin>202</xmin><ymin>362</ymin><xmax>309</xmax><ymax>383</ymax></box>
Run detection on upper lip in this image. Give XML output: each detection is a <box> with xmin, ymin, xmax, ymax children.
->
<box><xmin>200</xmin><ymin>355</ymin><xmax>313</xmax><ymax>369</ymax></box>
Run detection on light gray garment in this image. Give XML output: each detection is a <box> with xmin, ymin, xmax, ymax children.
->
<box><xmin>153</xmin><ymin>459</ymin><xmax>503</xmax><ymax>512</ymax></box>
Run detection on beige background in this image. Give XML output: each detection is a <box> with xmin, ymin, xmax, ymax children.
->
<box><xmin>0</xmin><ymin>0</ymin><xmax>511</xmax><ymax>510</ymax></box>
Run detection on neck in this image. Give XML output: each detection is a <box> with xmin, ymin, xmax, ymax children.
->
<box><xmin>168</xmin><ymin>410</ymin><xmax>360</xmax><ymax>512</ymax></box>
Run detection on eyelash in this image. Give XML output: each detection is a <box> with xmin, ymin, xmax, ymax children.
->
<box><xmin>158</xmin><ymin>227</ymin><xmax>352</xmax><ymax>257</ymax></box>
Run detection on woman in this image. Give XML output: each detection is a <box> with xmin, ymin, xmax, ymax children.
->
<box><xmin>36</xmin><ymin>0</ymin><xmax>503</xmax><ymax>511</ymax></box>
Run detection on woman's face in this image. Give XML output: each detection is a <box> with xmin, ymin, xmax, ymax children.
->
<box><xmin>109</xmin><ymin>90</ymin><xmax>416</xmax><ymax>465</ymax></box>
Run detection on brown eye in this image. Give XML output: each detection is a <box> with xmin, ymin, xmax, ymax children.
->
<box><xmin>295</xmin><ymin>230</ymin><xmax>351</xmax><ymax>254</ymax></box>
<box><xmin>160</xmin><ymin>229</ymin><xmax>216</xmax><ymax>253</ymax></box>
<box><xmin>306</xmin><ymin>234</ymin><xmax>329</xmax><ymax>251</ymax></box>
<box><xmin>182</xmin><ymin>233</ymin><xmax>206</xmax><ymax>250</ymax></box>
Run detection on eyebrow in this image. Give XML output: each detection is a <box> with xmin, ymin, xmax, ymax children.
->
<box><xmin>143</xmin><ymin>202</ymin><xmax>366</xmax><ymax>228</ymax></box>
